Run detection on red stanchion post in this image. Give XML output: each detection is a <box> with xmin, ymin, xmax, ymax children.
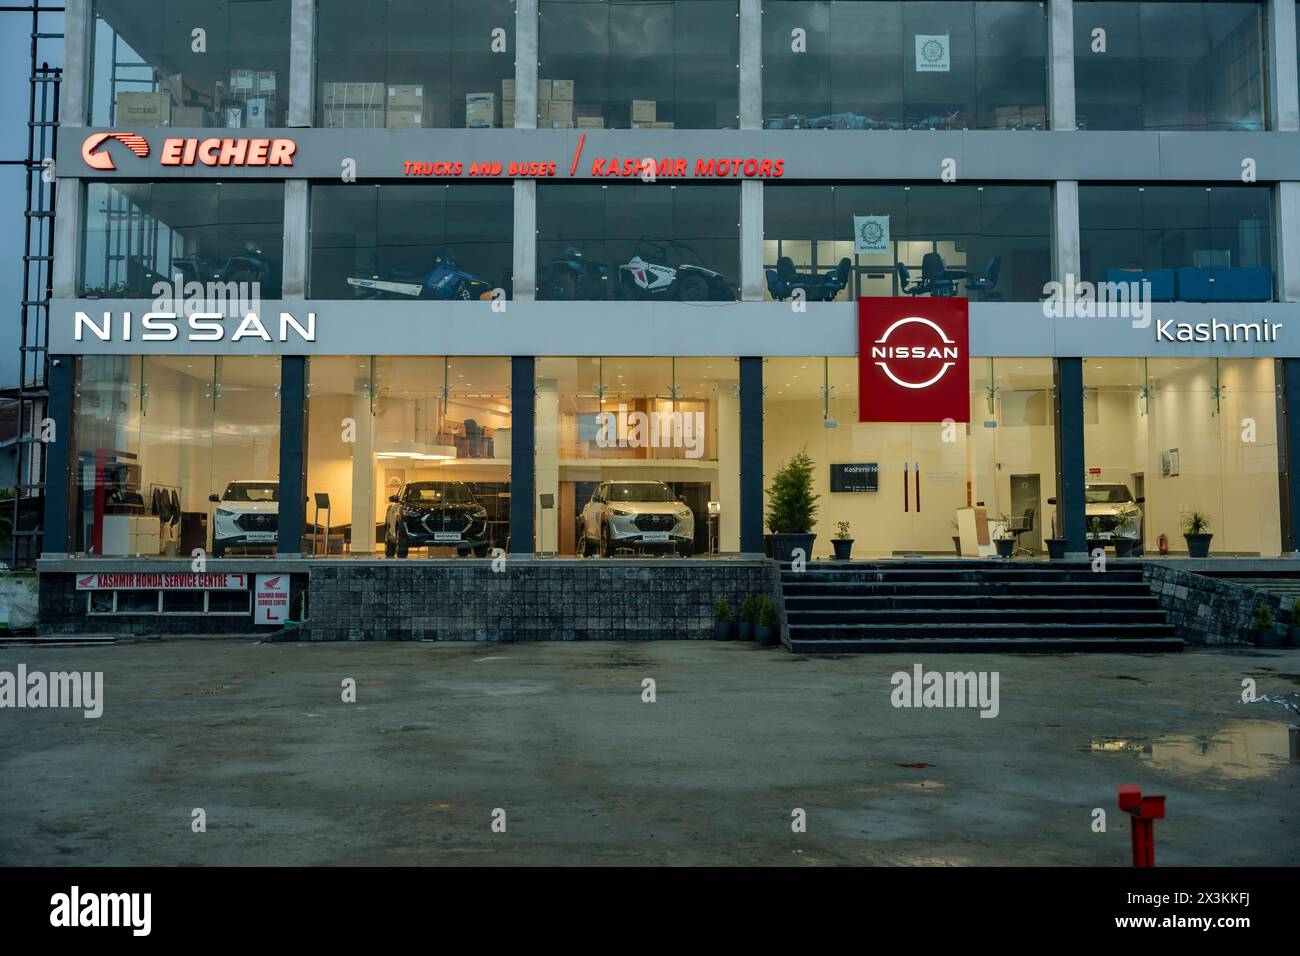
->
<box><xmin>1117</xmin><ymin>784</ymin><xmax>1166</xmax><ymax>867</ymax></box>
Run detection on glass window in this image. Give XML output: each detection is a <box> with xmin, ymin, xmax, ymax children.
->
<box><xmin>764</xmin><ymin>184</ymin><xmax>1051</xmax><ymax>302</ymax></box>
<box><xmin>535</xmin><ymin>357</ymin><xmax>735</xmax><ymax>556</ymax></box>
<box><xmin>539</xmin><ymin>0</ymin><xmax>738</xmax><ymax>129</ymax></box>
<box><xmin>763</xmin><ymin>357</ymin><xmax>1056</xmax><ymax>558</ymax></box>
<box><xmin>309</xmin><ymin>184</ymin><xmax>514</xmax><ymax>298</ymax></box>
<box><xmin>1078</xmin><ymin>185</ymin><xmax>1273</xmax><ymax>300</ymax></box>
<box><xmin>537</xmin><ymin>184</ymin><xmax>740</xmax><ymax>301</ymax></box>
<box><xmin>81</xmin><ymin>181</ymin><xmax>284</xmax><ymax>298</ymax></box>
<box><xmin>763</xmin><ymin>1</ymin><xmax>1047</xmax><ymax>130</ymax></box>
<box><xmin>91</xmin><ymin>0</ymin><xmax>291</xmax><ymax>128</ymax></box>
<box><xmin>1074</xmin><ymin>2</ymin><xmax>1264</xmax><ymax>131</ymax></box>
<box><xmin>305</xmin><ymin>356</ymin><xmax>512</xmax><ymax>557</ymax></box>
<box><xmin>1083</xmin><ymin>358</ymin><xmax>1279</xmax><ymax>556</ymax></box>
<box><xmin>72</xmin><ymin>356</ymin><xmax>280</xmax><ymax>558</ymax></box>
<box><xmin>316</xmin><ymin>0</ymin><xmax>517</xmax><ymax>128</ymax></box>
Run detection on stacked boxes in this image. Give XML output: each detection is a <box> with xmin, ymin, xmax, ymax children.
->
<box><xmin>386</xmin><ymin>84</ymin><xmax>424</xmax><ymax>128</ymax></box>
<box><xmin>502</xmin><ymin>78</ymin><xmax>515</xmax><ymax>128</ymax></box>
<box><xmin>533</xmin><ymin>78</ymin><xmax>578</xmax><ymax>127</ymax></box>
<box><xmin>630</xmin><ymin>99</ymin><xmax>656</xmax><ymax>127</ymax></box>
<box><xmin>229</xmin><ymin>69</ymin><xmax>278</xmax><ymax>127</ymax></box>
<box><xmin>1020</xmin><ymin>105</ymin><xmax>1046</xmax><ymax>129</ymax></box>
<box><xmin>322</xmin><ymin>81</ymin><xmax>384</xmax><ymax>128</ymax></box>
<box><xmin>466</xmin><ymin>92</ymin><xmax>498</xmax><ymax>128</ymax></box>
<box><xmin>115</xmin><ymin>91</ymin><xmax>170</xmax><ymax>127</ymax></box>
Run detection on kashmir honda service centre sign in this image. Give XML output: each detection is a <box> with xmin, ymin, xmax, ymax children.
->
<box><xmin>858</xmin><ymin>297</ymin><xmax>970</xmax><ymax>423</ymax></box>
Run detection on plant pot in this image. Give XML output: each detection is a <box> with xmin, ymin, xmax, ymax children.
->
<box><xmin>1257</xmin><ymin>624</ymin><xmax>1284</xmax><ymax>648</ymax></box>
<box><xmin>1086</xmin><ymin>538</ymin><xmax>1108</xmax><ymax>554</ymax></box>
<box><xmin>754</xmin><ymin>623</ymin><xmax>778</xmax><ymax>646</ymax></box>
<box><xmin>831</xmin><ymin>538</ymin><xmax>854</xmax><ymax>560</ymax></box>
<box><xmin>713</xmin><ymin>621</ymin><xmax>735</xmax><ymax>641</ymax></box>
<box><xmin>737</xmin><ymin>621</ymin><xmax>755</xmax><ymax>642</ymax></box>
<box><xmin>1113</xmin><ymin>538</ymin><xmax>1137</xmax><ymax>558</ymax></box>
<box><xmin>767</xmin><ymin>533</ymin><xmax>816</xmax><ymax>563</ymax></box>
<box><xmin>1046</xmin><ymin>538</ymin><xmax>1066</xmax><ymax>560</ymax></box>
<box><xmin>994</xmin><ymin>538</ymin><xmax>1014</xmax><ymax>558</ymax></box>
<box><xmin>1289</xmin><ymin>626</ymin><xmax>1300</xmax><ymax>648</ymax></box>
<box><xmin>1184</xmin><ymin>533</ymin><xmax>1213</xmax><ymax>558</ymax></box>
<box><xmin>952</xmin><ymin>535</ymin><xmax>962</xmax><ymax>556</ymax></box>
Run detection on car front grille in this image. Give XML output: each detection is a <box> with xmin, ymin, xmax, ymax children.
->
<box><xmin>633</xmin><ymin>513</ymin><xmax>676</xmax><ymax>531</ymax></box>
<box><xmin>235</xmin><ymin>513</ymin><xmax>277</xmax><ymax>532</ymax></box>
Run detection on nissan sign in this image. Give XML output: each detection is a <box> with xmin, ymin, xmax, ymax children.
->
<box><xmin>858</xmin><ymin>297</ymin><xmax>970</xmax><ymax>423</ymax></box>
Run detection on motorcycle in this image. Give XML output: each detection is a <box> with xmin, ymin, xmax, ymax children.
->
<box><xmin>538</xmin><ymin>247</ymin><xmax>610</xmax><ymax>301</ymax></box>
<box><xmin>347</xmin><ymin>251</ymin><xmax>495</xmax><ymax>301</ymax></box>
<box><xmin>766</xmin><ymin>256</ymin><xmax>852</xmax><ymax>302</ymax></box>
<box><xmin>616</xmin><ymin>238</ymin><xmax>735</xmax><ymax>302</ymax></box>
<box><xmin>171</xmin><ymin>241</ymin><xmax>270</xmax><ymax>286</ymax></box>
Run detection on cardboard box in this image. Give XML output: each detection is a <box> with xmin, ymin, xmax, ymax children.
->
<box><xmin>1020</xmin><ymin>105</ymin><xmax>1046</xmax><ymax>128</ymax></box>
<box><xmin>466</xmin><ymin>92</ymin><xmax>497</xmax><ymax>128</ymax></box>
<box><xmin>170</xmin><ymin>105</ymin><xmax>206</xmax><ymax>127</ymax></box>
<box><xmin>256</xmin><ymin>71</ymin><xmax>277</xmax><ymax>95</ymax></box>
<box><xmin>631</xmin><ymin>99</ymin><xmax>656</xmax><ymax>123</ymax></box>
<box><xmin>245</xmin><ymin>97</ymin><xmax>268</xmax><ymax>128</ymax></box>
<box><xmin>547</xmin><ymin>99</ymin><xmax>574</xmax><ymax>124</ymax></box>
<box><xmin>502</xmin><ymin>78</ymin><xmax>515</xmax><ymax>100</ymax></box>
<box><xmin>385</xmin><ymin>107</ymin><xmax>424</xmax><ymax>128</ymax></box>
<box><xmin>992</xmin><ymin>105</ymin><xmax>1022</xmax><ymax>129</ymax></box>
<box><xmin>650</xmin><ymin>121</ymin><xmax>674</xmax><ymax>128</ymax></box>
<box><xmin>576</xmin><ymin>116</ymin><xmax>604</xmax><ymax>128</ymax></box>
<box><xmin>550</xmin><ymin>120</ymin><xmax>574</xmax><ymax>128</ymax></box>
<box><xmin>502</xmin><ymin>99</ymin><xmax>515</xmax><ymax>127</ymax></box>
<box><xmin>551</xmin><ymin>79</ymin><xmax>574</xmax><ymax>101</ymax></box>
<box><xmin>117</xmin><ymin>91</ymin><xmax>170</xmax><ymax>127</ymax></box>
<box><xmin>229</xmin><ymin>69</ymin><xmax>256</xmax><ymax>92</ymax></box>
<box><xmin>537</xmin><ymin>79</ymin><xmax>552</xmax><ymax>101</ymax></box>
<box><xmin>387</xmin><ymin>84</ymin><xmax>424</xmax><ymax>108</ymax></box>
<box><xmin>323</xmin><ymin>107</ymin><xmax>383</xmax><ymax>128</ymax></box>
<box><xmin>322</xmin><ymin>81</ymin><xmax>384</xmax><ymax>109</ymax></box>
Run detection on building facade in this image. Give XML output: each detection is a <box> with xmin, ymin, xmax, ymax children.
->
<box><xmin>40</xmin><ymin>0</ymin><xmax>1300</xmax><ymax>611</ymax></box>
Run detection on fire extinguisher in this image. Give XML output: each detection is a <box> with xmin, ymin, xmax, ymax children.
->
<box><xmin>1157</xmin><ymin>533</ymin><xmax>1168</xmax><ymax>556</ymax></box>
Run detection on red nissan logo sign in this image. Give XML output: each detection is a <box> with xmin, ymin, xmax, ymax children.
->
<box><xmin>858</xmin><ymin>297</ymin><xmax>970</xmax><ymax>423</ymax></box>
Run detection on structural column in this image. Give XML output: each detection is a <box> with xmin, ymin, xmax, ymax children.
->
<box><xmin>1267</xmin><ymin>0</ymin><xmax>1300</xmax><ymax>132</ymax></box>
<box><xmin>288</xmin><ymin>0</ymin><xmax>316</xmax><ymax>127</ymax></box>
<box><xmin>60</xmin><ymin>0</ymin><xmax>90</xmax><ymax>128</ymax></box>
<box><xmin>738</xmin><ymin>0</ymin><xmax>762</xmax><ymax>130</ymax></box>
<box><xmin>282</xmin><ymin>180</ymin><xmax>309</xmax><ymax>299</ymax></box>
<box><xmin>40</xmin><ymin>355</ymin><xmax>75</xmax><ymax>556</ymax></box>
<box><xmin>739</xmin><ymin>356</ymin><xmax>764</xmax><ymax>555</ymax></box>
<box><xmin>1053</xmin><ymin>357</ymin><xmax>1086</xmax><ymax>555</ymax></box>
<box><xmin>510</xmin><ymin>356</ymin><xmax>536</xmax><ymax>554</ymax></box>
<box><xmin>277</xmin><ymin>357</ymin><xmax>308</xmax><ymax>556</ymax></box>
<box><xmin>1046</xmin><ymin>0</ymin><xmax>1076</xmax><ymax>131</ymax></box>
<box><xmin>1052</xmin><ymin>180</ymin><xmax>1081</xmax><ymax>285</ymax></box>
<box><xmin>516</xmin><ymin>0</ymin><xmax>539</xmax><ymax>130</ymax></box>
<box><xmin>740</xmin><ymin>180</ymin><xmax>764</xmax><ymax>302</ymax></box>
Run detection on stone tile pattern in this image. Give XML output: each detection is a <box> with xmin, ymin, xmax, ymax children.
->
<box><xmin>1143</xmin><ymin>563</ymin><xmax>1280</xmax><ymax>646</ymax></box>
<box><xmin>304</xmin><ymin>561</ymin><xmax>774</xmax><ymax>641</ymax></box>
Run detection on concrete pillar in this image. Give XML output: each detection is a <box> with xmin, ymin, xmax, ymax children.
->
<box><xmin>716</xmin><ymin>380</ymin><xmax>740</xmax><ymax>552</ymax></box>
<box><xmin>1052</xmin><ymin>180</ymin><xmax>1081</xmax><ymax>286</ymax></box>
<box><xmin>51</xmin><ymin>180</ymin><xmax>82</xmax><ymax>298</ymax></box>
<box><xmin>277</xmin><ymin>356</ymin><xmax>308</xmax><ymax>556</ymax></box>
<box><xmin>1268</xmin><ymin>0</ymin><xmax>1300</xmax><ymax>131</ymax></box>
<box><xmin>40</xmin><ymin>355</ymin><xmax>75</xmax><ymax>556</ymax></box>
<box><xmin>516</xmin><ymin>0</ymin><xmax>538</xmax><ymax>130</ymax></box>
<box><xmin>61</xmin><ymin>0</ymin><xmax>91</xmax><ymax>127</ymax></box>
<box><xmin>351</xmin><ymin>360</ymin><xmax>375</xmax><ymax>553</ymax></box>
<box><xmin>513</xmin><ymin>180</ymin><xmax>537</xmax><ymax>300</ymax></box>
<box><xmin>1053</xmin><ymin>357</ymin><xmax>1086</xmax><ymax>555</ymax></box>
<box><xmin>1047</xmin><ymin>0</ymin><xmax>1076</xmax><ymax>130</ymax></box>
<box><xmin>282</xmin><ymin>180</ymin><xmax>309</xmax><ymax>298</ymax></box>
<box><xmin>1274</xmin><ymin>182</ymin><xmax>1300</xmax><ymax>302</ymax></box>
<box><xmin>288</xmin><ymin>0</ymin><xmax>316</xmax><ymax>127</ymax></box>
<box><xmin>535</xmin><ymin>375</ymin><xmax>559</xmax><ymax>554</ymax></box>
<box><xmin>738</xmin><ymin>0</ymin><xmax>762</xmax><ymax>129</ymax></box>
<box><xmin>510</xmin><ymin>356</ymin><xmax>536</xmax><ymax>554</ymax></box>
<box><xmin>739</xmin><ymin>356</ymin><xmax>764</xmax><ymax>555</ymax></box>
<box><xmin>740</xmin><ymin>179</ymin><xmax>764</xmax><ymax>301</ymax></box>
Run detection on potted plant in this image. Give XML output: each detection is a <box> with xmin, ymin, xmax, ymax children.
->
<box><xmin>754</xmin><ymin>596</ymin><xmax>779</xmax><ymax>646</ymax></box>
<box><xmin>1253</xmin><ymin>601</ymin><xmax>1282</xmax><ymax>648</ymax></box>
<box><xmin>993</xmin><ymin>515</ymin><xmax>1015</xmax><ymax>558</ymax></box>
<box><xmin>1182</xmin><ymin>510</ymin><xmax>1213</xmax><ymax>557</ymax></box>
<box><xmin>950</xmin><ymin>519</ymin><xmax>962</xmax><ymax>556</ymax></box>
<box><xmin>1112</xmin><ymin>505</ymin><xmax>1139</xmax><ymax>558</ymax></box>
<box><xmin>832</xmin><ymin>521</ymin><xmax>854</xmax><ymax>560</ymax></box>
<box><xmin>1044</xmin><ymin>497</ymin><xmax>1066</xmax><ymax>559</ymax></box>
<box><xmin>737</xmin><ymin>594</ymin><xmax>757</xmax><ymax>641</ymax></box>
<box><xmin>1086</xmin><ymin>517</ymin><xmax>1108</xmax><ymax>554</ymax></box>
<box><xmin>713</xmin><ymin>599</ymin><xmax>735</xmax><ymax>641</ymax></box>
<box><xmin>765</xmin><ymin>448</ymin><xmax>819</xmax><ymax>562</ymax></box>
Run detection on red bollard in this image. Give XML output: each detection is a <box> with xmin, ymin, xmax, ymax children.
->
<box><xmin>1117</xmin><ymin>784</ymin><xmax>1166</xmax><ymax>867</ymax></box>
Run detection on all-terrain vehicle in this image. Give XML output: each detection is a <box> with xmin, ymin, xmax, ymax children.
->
<box><xmin>171</xmin><ymin>241</ymin><xmax>271</xmax><ymax>286</ymax></box>
<box><xmin>538</xmin><ymin>247</ymin><xmax>611</xmax><ymax>301</ymax></box>
<box><xmin>616</xmin><ymin>238</ymin><xmax>735</xmax><ymax>302</ymax></box>
<box><xmin>766</xmin><ymin>256</ymin><xmax>852</xmax><ymax>302</ymax></box>
<box><xmin>347</xmin><ymin>251</ymin><xmax>495</xmax><ymax>301</ymax></box>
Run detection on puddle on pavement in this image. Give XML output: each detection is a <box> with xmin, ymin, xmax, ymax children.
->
<box><xmin>1088</xmin><ymin>721</ymin><xmax>1294</xmax><ymax>779</ymax></box>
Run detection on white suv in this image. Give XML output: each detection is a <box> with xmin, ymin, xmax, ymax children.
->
<box><xmin>580</xmin><ymin>480</ymin><xmax>694</xmax><ymax>557</ymax></box>
<box><xmin>209</xmin><ymin>480</ymin><xmax>279</xmax><ymax>557</ymax></box>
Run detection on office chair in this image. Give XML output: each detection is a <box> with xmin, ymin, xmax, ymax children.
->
<box><xmin>965</xmin><ymin>256</ymin><xmax>1002</xmax><ymax>299</ymax></box>
<box><xmin>1009</xmin><ymin>507</ymin><xmax>1036</xmax><ymax>557</ymax></box>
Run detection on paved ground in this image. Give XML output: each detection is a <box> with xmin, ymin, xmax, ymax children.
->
<box><xmin>0</xmin><ymin>639</ymin><xmax>1296</xmax><ymax>866</ymax></box>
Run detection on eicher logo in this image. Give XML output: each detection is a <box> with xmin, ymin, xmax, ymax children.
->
<box><xmin>858</xmin><ymin>297</ymin><xmax>969</xmax><ymax>423</ymax></box>
<box><xmin>50</xmin><ymin>886</ymin><xmax>151</xmax><ymax>936</ymax></box>
<box><xmin>81</xmin><ymin>132</ymin><xmax>149</xmax><ymax>171</ymax></box>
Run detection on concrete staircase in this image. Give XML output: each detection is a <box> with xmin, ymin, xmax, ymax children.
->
<box><xmin>779</xmin><ymin>560</ymin><xmax>1182</xmax><ymax>653</ymax></box>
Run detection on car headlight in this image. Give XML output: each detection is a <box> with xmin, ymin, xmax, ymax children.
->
<box><xmin>215</xmin><ymin>508</ymin><xmax>235</xmax><ymax>517</ymax></box>
<box><xmin>401</xmin><ymin>507</ymin><xmax>423</xmax><ymax>518</ymax></box>
<box><xmin>609</xmin><ymin>508</ymin><xmax>631</xmax><ymax>516</ymax></box>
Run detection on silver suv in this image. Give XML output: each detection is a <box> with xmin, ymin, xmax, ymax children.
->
<box><xmin>580</xmin><ymin>480</ymin><xmax>694</xmax><ymax>557</ymax></box>
<box><xmin>1084</xmin><ymin>482</ymin><xmax>1142</xmax><ymax>542</ymax></box>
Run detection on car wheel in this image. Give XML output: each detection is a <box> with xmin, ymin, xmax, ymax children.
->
<box><xmin>212</xmin><ymin>542</ymin><xmax>225</xmax><ymax>558</ymax></box>
<box><xmin>396</xmin><ymin>533</ymin><xmax>409</xmax><ymax>558</ymax></box>
<box><xmin>472</xmin><ymin>544</ymin><xmax>489</xmax><ymax>558</ymax></box>
<box><xmin>384</xmin><ymin>535</ymin><xmax>396</xmax><ymax>558</ymax></box>
<box><xmin>600</xmin><ymin>522</ymin><xmax>614</xmax><ymax>558</ymax></box>
<box><xmin>678</xmin><ymin>274</ymin><xmax>709</xmax><ymax>301</ymax></box>
<box><xmin>677</xmin><ymin>542</ymin><xmax>692</xmax><ymax>558</ymax></box>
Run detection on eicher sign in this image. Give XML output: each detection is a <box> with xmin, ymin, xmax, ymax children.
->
<box><xmin>858</xmin><ymin>297</ymin><xmax>970</xmax><ymax>423</ymax></box>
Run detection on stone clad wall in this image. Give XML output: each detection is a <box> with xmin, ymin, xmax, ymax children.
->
<box><xmin>304</xmin><ymin>559</ymin><xmax>774</xmax><ymax>642</ymax></box>
<box><xmin>1142</xmin><ymin>564</ymin><xmax>1281</xmax><ymax>646</ymax></box>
